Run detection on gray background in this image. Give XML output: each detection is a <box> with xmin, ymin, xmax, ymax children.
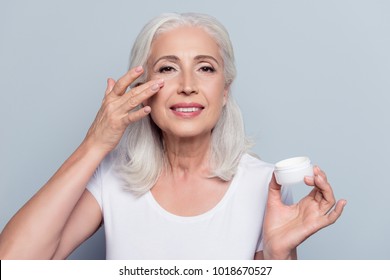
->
<box><xmin>1</xmin><ymin>0</ymin><xmax>389</xmax><ymax>260</ymax></box>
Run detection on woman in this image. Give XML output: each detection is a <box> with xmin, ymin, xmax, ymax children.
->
<box><xmin>0</xmin><ymin>13</ymin><xmax>346</xmax><ymax>260</ymax></box>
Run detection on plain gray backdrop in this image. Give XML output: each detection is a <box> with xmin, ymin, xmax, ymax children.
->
<box><xmin>1</xmin><ymin>0</ymin><xmax>389</xmax><ymax>259</ymax></box>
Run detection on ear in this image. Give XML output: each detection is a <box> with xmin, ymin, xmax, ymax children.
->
<box><xmin>222</xmin><ymin>84</ymin><xmax>230</xmax><ymax>106</ymax></box>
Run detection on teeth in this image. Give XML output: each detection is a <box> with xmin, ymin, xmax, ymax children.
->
<box><xmin>174</xmin><ymin>107</ymin><xmax>201</xmax><ymax>112</ymax></box>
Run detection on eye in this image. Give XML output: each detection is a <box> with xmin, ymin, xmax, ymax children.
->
<box><xmin>158</xmin><ymin>66</ymin><xmax>176</xmax><ymax>73</ymax></box>
<box><xmin>199</xmin><ymin>66</ymin><xmax>215</xmax><ymax>73</ymax></box>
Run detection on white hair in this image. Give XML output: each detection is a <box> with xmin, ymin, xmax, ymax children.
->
<box><xmin>115</xmin><ymin>13</ymin><xmax>253</xmax><ymax>195</ymax></box>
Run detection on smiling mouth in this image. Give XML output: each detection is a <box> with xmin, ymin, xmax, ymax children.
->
<box><xmin>170</xmin><ymin>103</ymin><xmax>205</xmax><ymax>117</ymax></box>
<box><xmin>172</xmin><ymin>107</ymin><xmax>203</xmax><ymax>112</ymax></box>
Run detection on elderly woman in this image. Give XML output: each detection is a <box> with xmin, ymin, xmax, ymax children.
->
<box><xmin>0</xmin><ymin>13</ymin><xmax>346</xmax><ymax>260</ymax></box>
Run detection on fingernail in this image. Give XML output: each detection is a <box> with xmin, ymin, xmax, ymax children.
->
<box><xmin>151</xmin><ymin>83</ymin><xmax>160</xmax><ymax>91</ymax></box>
<box><xmin>135</xmin><ymin>65</ymin><xmax>143</xmax><ymax>73</ymax></box>
<box><xmin>143</xmin><ymin>106</ymin><xmax>151</xmax><ymax>113</ymax></box>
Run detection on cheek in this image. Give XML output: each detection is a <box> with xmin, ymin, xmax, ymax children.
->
<box><xmin>150</xmin><ymin>79</ymin><xmax>177</xmax><ymax>105</ymax></box>
<box><xmin>147</xmin><ymin>87</ymin><xmax>170</xmax><ymax>113</ymax></box>
<box><xmin>208</xmin><ymin>83</ymin><xmax>227</xmax><ymax>105</ymax></box>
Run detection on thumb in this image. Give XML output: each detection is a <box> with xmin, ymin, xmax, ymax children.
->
<box><xmin>267</xmin><ymin>173</ymin><xmax>283</xmax><ymax>206</ymax></box>
<box><xmin>105</xmin><ymin>78</ymin><xmax>116</xmax><ymax>96</ymax></box>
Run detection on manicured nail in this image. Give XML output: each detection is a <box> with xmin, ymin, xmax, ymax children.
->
<box><xmin>151</xmin><ymin>83</ymin><xmax>160</xmax><ymax>91</ymax></box>
<box><xmin>135</xmin><ymin>65</ymin><xmax>143</xmax><ymax>73</ymax></box>
<box><xmin>143</xmin><ymin>106</ymin><xmax>151</xmax><ymax>113</ymax></box>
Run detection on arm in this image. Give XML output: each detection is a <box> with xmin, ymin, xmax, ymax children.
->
<box><xmin>0</xmin><ymin>66</ymin><xmax>164</xmax><ymax>259</ymax></box>
<box><xmin>0</xmin><ymin>141</ymin><xmax>106</xmax><ymax>259</ymax></box>
<box><xmin>52</xmin><ymin>189</ymin><xmax>103</xmax><ymax>259</ymax></box>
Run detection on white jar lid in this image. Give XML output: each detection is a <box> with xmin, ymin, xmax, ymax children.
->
<box><xmin>275</xmin><ymin>156</ymin><xmax>311</xmax><ymax>172</ymax></box>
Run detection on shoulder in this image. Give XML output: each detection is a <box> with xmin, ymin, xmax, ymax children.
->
<box><xmin>234</xmin><ymin>153</ymin><xmax>275</xmax><ymax>188</ymax></box>
<box><xmin>228</xmin><ymin>153</ymin><xmax>272</xmax><ymax>213</ymax></box>
<box><xmin>239</xmin><ymin>154</ymin><xmax>294</xmax><ymax>205</ymax></box>
<box><xmin>239</xmin><ymin>153</ymin><xmax>275</xmax><ymax>174</ymax></box>
<box><xmin>88</xmin><ymin>150</ymin><xmax>120</xmax><ymax>189</ymax></box>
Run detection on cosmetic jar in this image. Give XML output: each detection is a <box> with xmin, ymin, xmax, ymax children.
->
<box><xmin>274</xmin><ymin>156</ymin><xmax>313</xmax><ymax>185</ymax></box>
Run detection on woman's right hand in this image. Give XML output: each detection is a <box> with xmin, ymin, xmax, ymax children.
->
<box><xmin>85</xmin><ymin>65</ymin><xmax>164</xmax><ymax>153</ymax></box>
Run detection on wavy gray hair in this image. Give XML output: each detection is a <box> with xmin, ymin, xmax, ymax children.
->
<box><xmin>115</xmin><ymin>13</ymin><xmax>252</xmax><ymax>194</ymax></box>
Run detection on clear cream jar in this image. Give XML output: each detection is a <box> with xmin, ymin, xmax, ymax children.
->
<box><xmin>274</xmin><ymin>156</ymin><xmax>313</xmax><ymax>185</ymax></box>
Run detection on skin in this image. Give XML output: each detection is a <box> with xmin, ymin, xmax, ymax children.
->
<box><xmin>0</xmin><ymin>26</ymin><xmax>346</xmax><ymax>260</ymax></box>
<box><xmin>146</xmin><ymin>27</ymin><xmax>231</xmax><ymax>217</ymax></box>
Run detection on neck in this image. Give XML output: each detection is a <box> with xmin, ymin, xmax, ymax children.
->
<box><xmin>163</xmin><ymin>133</ymin><xmax>212</xmax><ymax>177</ymax></box>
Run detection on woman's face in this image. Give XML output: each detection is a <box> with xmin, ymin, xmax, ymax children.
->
<box><xmin>146</xmin><ymin>26</ymin><xmax>228</xmax><ymax>140</ymax></box>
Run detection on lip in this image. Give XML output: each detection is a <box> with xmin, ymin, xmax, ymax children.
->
<box><xmin>170</xmin><ymin>102</ymin><xmax>204</xmax><ymax>118</ymax></box>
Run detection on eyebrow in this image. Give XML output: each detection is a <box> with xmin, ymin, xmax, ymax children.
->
<box><xmin>152</xmin><ymin>55</ymin><xmax>220</xmax><ymax>67</ymax></box>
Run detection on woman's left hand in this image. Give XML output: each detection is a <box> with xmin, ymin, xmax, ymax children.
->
<box><xmin>262</xmin><ymin>166</ymin><xmax>347</xmax><ymax>259</ymax></box>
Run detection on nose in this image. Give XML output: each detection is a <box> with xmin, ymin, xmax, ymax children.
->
<box><xmin>178</xmin><ymin>70</ymin><xmax>198</xmax><ymax>95</ymax></box>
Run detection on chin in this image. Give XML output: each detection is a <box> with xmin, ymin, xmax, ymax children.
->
<box><xmin>163</xmin><ymin>127</ymin><xmax>212</xmax><ymax>140</ymax></box>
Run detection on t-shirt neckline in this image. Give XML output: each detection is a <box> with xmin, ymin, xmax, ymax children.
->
<box><xmin>145</xmin><ymin>164</ymin><xmax>242</xmax><ymax>223</ymax></box>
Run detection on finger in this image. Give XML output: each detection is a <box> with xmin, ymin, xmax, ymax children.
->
<box><xmin>313</xmin><ymin>168</ymin><xmax>335</xmax><ymax>204</ymax></box>
<box><xmin>314</xmin><ymin>189</ymin><xmax>323</xmax><ymax>203</ymax></box>
<box><xmin>304</xmin><ymin>173</ymin><xmax>324</xmax><ymax>202</ymax></box>
<box><xmin>314</xmin><ymin>165</ymin><xmax>328</xmax><ymax>181</ymax></box>
<box><xmin>122</xmin><ymin>79</ymin><xmax>164</xmax><ymax>110</ymax></box>
<box><xmin>327</xmin><ymin>199</ymin><xmax>347</xmax><ymax>224</ymax></box>
<box><xmin>111</xmin><ymin>66</ymin><xmax>144</xmax><ymax>96</ymax></box>
<box><xmin>304</xmin><ymin>165</ymin><xmax>316</xmax><ymax>186</ymax></box>
<box><xmin>304</xmin><ymin>175</ymin><xmax>315</xmax><ymax>186</ymax></box>
<box><xmin>128</xmin><ymin>78</ymin><xmax>163</xmax><ymax>98</ymax></box>
<box><xmin>305</xmin><ymin>166</ymin><xmax>334</xmax><ymax>205</ymax></box>
<box><xmin>125</xmin><ymin>105</ymin><xmax>152</xmax><ymax>124</ymax></box>
<box><xmin>105</xmin><ymin>78</ymin><xmax>116</xmax><ymax>96</ymax></box>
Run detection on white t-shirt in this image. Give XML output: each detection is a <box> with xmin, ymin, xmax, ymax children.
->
<box><xmin>87</xmin><ymin>153</ymin><xmax>293</xmax><ymax>260</ymax></box>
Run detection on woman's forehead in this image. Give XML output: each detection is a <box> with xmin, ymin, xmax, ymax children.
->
<box><xmin>149</xmin><ymin>26</ymin><xmax>221</xmax><ymax>61</ymax></box>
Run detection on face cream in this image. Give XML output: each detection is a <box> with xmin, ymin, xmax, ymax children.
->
<box><xmin>274</xmin><ymin>156</ymin><xmax>313</xmax><ymax>186</ymax></box>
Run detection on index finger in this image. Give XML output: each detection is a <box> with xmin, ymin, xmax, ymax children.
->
<box><xmin>313</xmin><ymin>166</ymin><xmax>335</xmax><ymax>204</ymax></box>
<box><xmin>110</xmin><ymin>66</ymin><xmax>144</xmax><ymax>96</ymax></box>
